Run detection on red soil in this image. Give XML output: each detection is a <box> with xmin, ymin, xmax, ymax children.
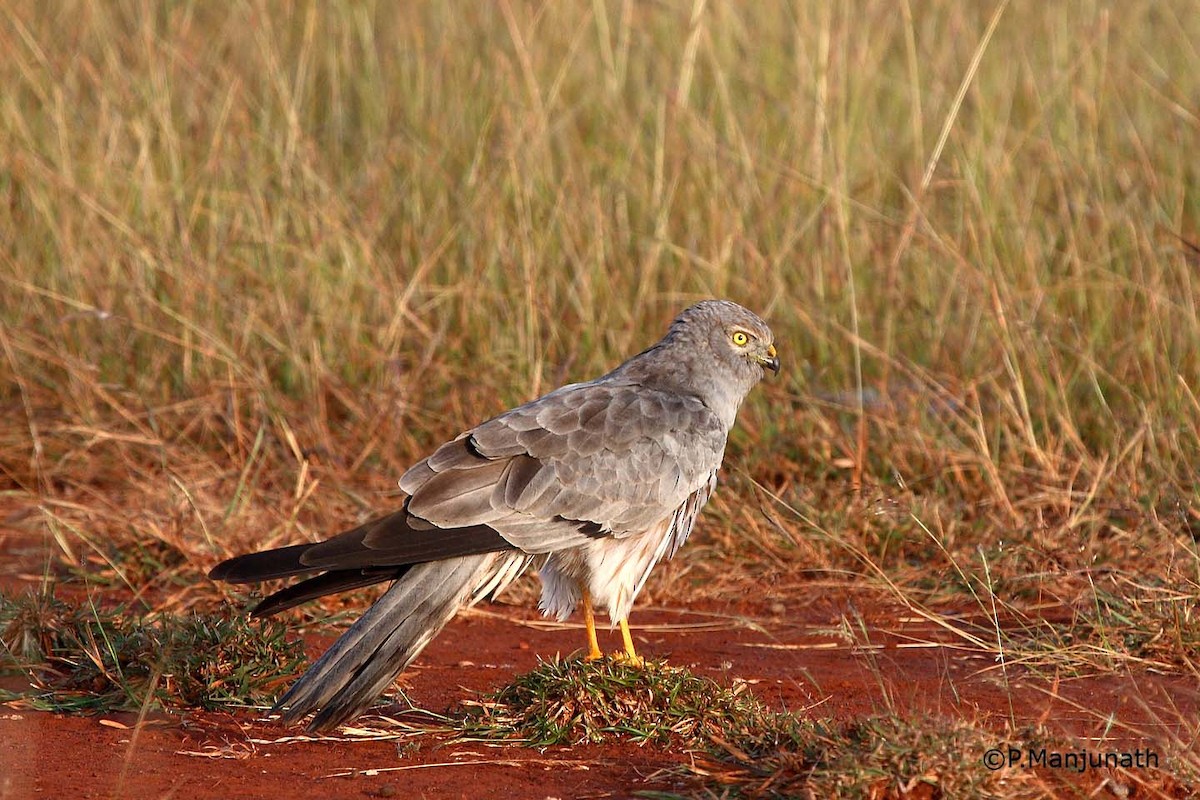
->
<box><xmin>2</xmin><ymin>529</ymin><xmax>1195</xmax><ymax>799</ymax></box>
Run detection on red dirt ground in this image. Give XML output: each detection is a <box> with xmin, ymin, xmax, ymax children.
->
<box><xmin>2</xmin><ymin>529</ymin><xmax>1196</xmax><ymax>799</ymax></box>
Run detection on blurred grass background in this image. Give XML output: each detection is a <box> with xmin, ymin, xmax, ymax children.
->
<box><xmin>0</xmin><ymin>0</ymin><xmax>1196</xmax><ymax>672</ymax></box>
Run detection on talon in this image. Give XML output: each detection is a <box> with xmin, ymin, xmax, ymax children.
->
<box><xmin>610</xmin><ymin>651</ymin><xmax>646</xmax><ymax>668</ymax></box>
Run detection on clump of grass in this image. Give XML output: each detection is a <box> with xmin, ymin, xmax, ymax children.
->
<box><xmin>1074</xmin><ymin>586</ymin><xmax>1200</xmax><ymax>669</ymax></box>
<box><xmin>1002</xmin><ymin>582</ymin><xmax>1200</xmax><ymax>676</ymax></box>
<box><xmin>681</xmin><ymin>715</ymin><xmax>1187</xmax><ymax>800</ymax></box>
<box><xmin>0</xmin><ymin>588</ymin><xmax>305</xmax><ymax>714</ymax></box>
<box><xmin>455</xmin><ymin>657</ymin><xmax>772</xmax><ymax>747</ymax></box>
<box><xmin>686</xmin><ymin>716</ymin><xmax>995</xmax><ymax>799</ymax></box>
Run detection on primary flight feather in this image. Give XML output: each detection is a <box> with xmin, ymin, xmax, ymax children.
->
<box><xmin>209</xmin><ymin>299</ymin><xmax>778</xmax><ymax>731</ymax></box>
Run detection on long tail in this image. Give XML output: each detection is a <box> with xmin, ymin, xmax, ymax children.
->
<box><xmin>275</xmin><ymin>553</ymin><xmax>500</xmax><ymax>731</ymax></box>
<box><xmin>208</xmin><ymin>508</ymin><xmax>520</xmax><ymax>730</ymax></box>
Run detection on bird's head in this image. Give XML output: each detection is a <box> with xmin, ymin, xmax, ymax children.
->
<box><xmin>631</xmin><ymin>300</ymin><xmax>778</xmax><ymax>426</ymax></box>
<box><xmin>723</xmin><ymin>314</ymin><xmax>779</xmax><ymax>376</ymax></box>
<box><xmin>668</xmin><ymin>299</ymin><xmax>778</xmax><ymax>375</ymax></box>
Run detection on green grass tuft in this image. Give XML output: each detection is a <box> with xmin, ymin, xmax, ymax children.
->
<box><xmin>0</xmin><ymin>588</ymin><xmax>305</xmax><ymax>714</ymax></box>
<box><xmin>454</xmin><ymin>657</ymin><xmax>772</xmax><ymax>747</ymax></box>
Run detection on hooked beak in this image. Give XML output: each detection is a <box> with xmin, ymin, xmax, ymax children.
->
<box><xmin>759</xmin><ymin>344</ymin><xmax>780</xmax><ymax>375</ymax></box>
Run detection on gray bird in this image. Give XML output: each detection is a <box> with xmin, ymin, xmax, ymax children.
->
<box><xmin>209</xmin><ymin>300</ymin><xmax>778</xmax><ymax>731</ymax></box>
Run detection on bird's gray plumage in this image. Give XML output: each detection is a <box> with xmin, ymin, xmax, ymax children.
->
<box><xmin>209</xmin><ymin>299</ymin><xmax>777</xmax><ymax>730</ymax></box>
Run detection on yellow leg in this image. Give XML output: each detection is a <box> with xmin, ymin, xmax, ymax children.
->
<box><xmin>616</xmin><ymin>618</ymin><xmax>645</xmax><ymax>667</ymax></box>
<box><xmin>581</xmin><ymin>590</ymin><xmax>603</xmax><ymax>661</ymax></box>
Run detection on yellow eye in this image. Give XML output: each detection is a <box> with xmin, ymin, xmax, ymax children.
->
<box><xmin>731</xmin><ymin>330</ymin><xmax>750</xmax><ymax>347</ymax></box>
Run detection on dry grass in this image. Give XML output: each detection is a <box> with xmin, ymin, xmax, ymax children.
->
<box><xmin>0</xmin><ymin>0</ymin><xmax>1197</xmax><ymax>758</ymax></box>
<box><xmin>0</xmin><ymin>586</ymin><xmax>305</xmax><ymax>714</ymax></box>
<box><xmin>678</xmin><ymin>714</ymin><xmax>1196</xmax><ymax>799</ymax></box>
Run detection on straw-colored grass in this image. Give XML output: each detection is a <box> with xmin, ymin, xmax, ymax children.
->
<box><xmin>0</xmin><ymin>0</ymin><xmax>1197</xmax><ymax>731</ymax></box>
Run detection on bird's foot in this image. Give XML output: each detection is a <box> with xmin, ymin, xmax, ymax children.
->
<box><xmin>613</xmin><ymin>618</ymin><xmax>644</xmax><ymax>667</ymax></box>
<box><xmin>609</xmin><ymin>651</ymin><xmax>645</xmax><ymax>668</ymax></box>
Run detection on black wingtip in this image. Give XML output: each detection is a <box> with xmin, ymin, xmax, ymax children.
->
<box><xmin>247</xmin><ymin>567</ymin><xmax>407</xmax><ymax>618</ymax></box>
<box><xmin>208</xmin><ymin>543</ymin><xmax>317</xmax><ymax>584</ymax></box>
<box><xmin>207</xmin><ymin>561</ymin><xmax>233</xmax><ymax>581</ymax></box>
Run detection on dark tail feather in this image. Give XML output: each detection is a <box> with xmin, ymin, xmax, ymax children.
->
<box><xmin>250</xmin><ymin>567</ymin><xmax>409</xmax><ymax>618</ymax></box>
<box><xmin>208</xmin><ymin>543</ymin><xmax>316</xmax><ymax>583</ymax></box>
<box><xmin>208</xmin><ymin>510</ymin><xmax>510</xmax><ymax>586</ymax></box>
<box><xmin>207</xmin><ymin>511</ymin><xmax>520</xmax><ymax>730</ymax></box>
<box><xmin>276</xmin><ymin>554</ymin><xmax>498</xmax><ymax>731</ymax></box>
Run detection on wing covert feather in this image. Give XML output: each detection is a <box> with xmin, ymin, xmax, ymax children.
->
<box><xmin>396</xmin><ymin>382</ymin><xmax>727</xmax><ymax>555</ymax></box>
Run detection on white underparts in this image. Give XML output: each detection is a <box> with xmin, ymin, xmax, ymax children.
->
<box><xmin>536</xmin><ymin>471</ymin><xmax>716</xmax><ymax>624</ymax></box>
